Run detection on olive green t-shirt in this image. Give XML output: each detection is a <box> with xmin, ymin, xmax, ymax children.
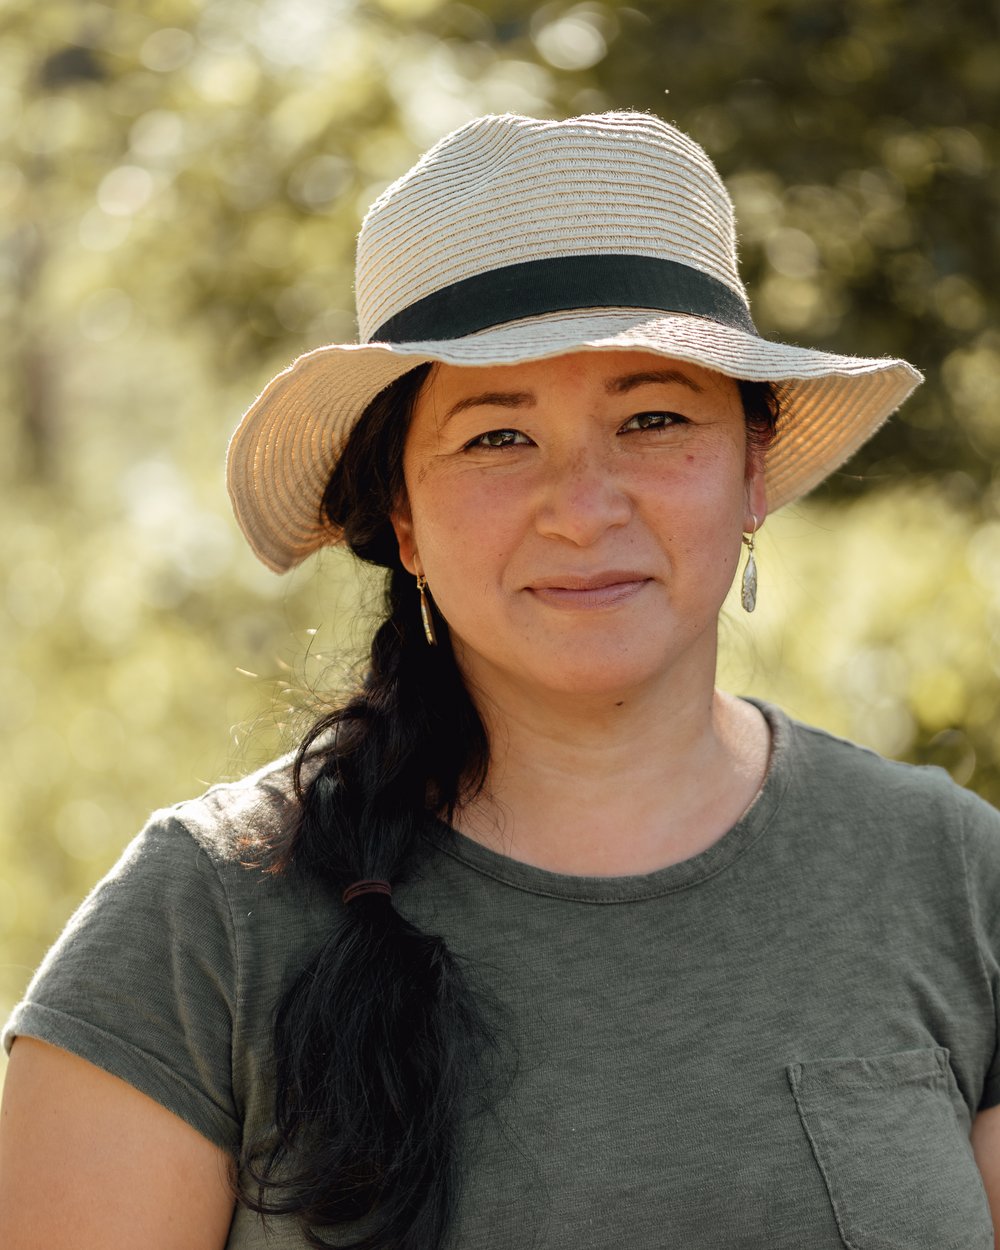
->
<box><xmin>6</xmin><ymin>703</ymin><xmax>1000</xmax><ymax>1248</ymax></box>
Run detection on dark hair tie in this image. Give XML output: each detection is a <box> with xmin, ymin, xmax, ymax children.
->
<box><xmin>342</xmin><ymin>879</ymin><xmax>393</xmax><ymax>904</ymax></box>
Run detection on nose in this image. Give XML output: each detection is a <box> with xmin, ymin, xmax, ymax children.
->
<box><xmin>533</xmin><ymin>446</ymin><xmax>634</xmax><ymax>546</ymax></box>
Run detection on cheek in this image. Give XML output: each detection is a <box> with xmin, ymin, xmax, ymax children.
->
<box><xmin>408</xmin><ymin>475</ymin><xmax>523</xmax><ymax>583</ymax></box>
<box><xmin>645</xmin><ymin>443</ymin><xmax>747</xmax><ymax>516</ymax></box>
<box><xmin>642</xmin><ymin>450</ymin><xmax>748</xmax><ymax>584</ymax></box>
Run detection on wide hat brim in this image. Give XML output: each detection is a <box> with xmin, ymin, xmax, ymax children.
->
<box><xmin>227</xmin><ymin>309</ymin><xmax>922</xmax><ymax>574</ymax></box>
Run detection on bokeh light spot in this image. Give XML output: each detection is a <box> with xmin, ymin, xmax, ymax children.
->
<box><xmin>97</xmin><ymin>164</ymin><xmax>155</xmax><ymax>216</ymax></box>
<box><xmin>129</xmin><ymin>110</ymin><xmax>186</xmax><ymax>161</ymax></box>
<box><xmin>534</xmin><ymin>7</ymin><xmax>608</xmax><ymax>71</ymax></box>
<box><xmin>139</xmin><ymin>27</ymin><xmax>196</xmax><ymax>73</ymax></box>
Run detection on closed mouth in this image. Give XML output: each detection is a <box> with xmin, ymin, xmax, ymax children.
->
<box><xmin>525</xmin><ymin>573</ymin><xmax>653</xmax><ymax>608</ymax></box>
<box><xmin>527</xmin><ymin>571</ymin><xmax>651</xmax><ymax>592</ymax></box>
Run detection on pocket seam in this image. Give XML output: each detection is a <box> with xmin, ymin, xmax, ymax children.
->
<box><xmin>787</xmin><ymin>1049</ymin><xmax>992</xmax><ymax>1250</ymax></box>
<box><xmin>787</xmin><ymin>1061</ymin><xmax>862</xmax><ymax>1250</ymax></box>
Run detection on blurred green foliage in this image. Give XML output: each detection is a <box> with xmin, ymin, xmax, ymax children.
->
<box><xmin>2</xmin><ymin>0</ymin><xmax>1000</xmax><ymax>1036</ymax></box>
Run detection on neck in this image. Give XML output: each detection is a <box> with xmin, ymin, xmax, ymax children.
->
<box><xmin>453</xmin><ymin>661</ymin><xmax>770</xmax><ymax>876</ymax></box>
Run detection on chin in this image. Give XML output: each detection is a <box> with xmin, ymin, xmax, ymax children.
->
<box><xmin>577</xmin><ymin>672</ymin><xmax>670</xmax><ymax>699</ymax></box>
<box><xmin>453</xmin><ymin>621</ymin><xmax>717</xmax><ymax>705</ymax></box>
<box><xmin>515</xmin><ymin>651</ymin><xmax>684</xmax><ymax>702</ymax></box>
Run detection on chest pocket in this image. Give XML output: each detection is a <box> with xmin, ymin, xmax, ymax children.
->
<box><xmin>787</xmin><ymin>1048</ymin><xmax>992</xmax><ymax>1250</ymax></box>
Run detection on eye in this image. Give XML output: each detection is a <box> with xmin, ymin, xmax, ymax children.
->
<box><xmin>619</xmin><ymin>410</ymin><xmax>688</xmax><ymax>433</ymax></box>
<box><xmin>463</xmin><ymin>428</ymin><xmax>532</xmax><ymax>450</ymax></box>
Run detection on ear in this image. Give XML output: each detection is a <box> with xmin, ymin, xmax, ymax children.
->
<box><xmin>744</xmin><ymin>450</ymin><xmax>769</xmax><ymax>534</ymax></box>
<box><xmin>390</xmin><ymin>497</ymin><xmax>419</xmax><ymax>576</ymax></box>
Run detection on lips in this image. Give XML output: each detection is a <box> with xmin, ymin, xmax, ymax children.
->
<box><xmin>526</xmin><ymin>571</ymin><xmax>652</xmax><ymax>608</ymax></box>
<box><xmin>528</xmin><ymin>570</ymin><xmax>650</xmax><ymax>591</ymax></box>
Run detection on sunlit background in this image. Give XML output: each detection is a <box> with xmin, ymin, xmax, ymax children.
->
<box><xmin>3</xmin><ymin>0</ymin><xmax>999</xmax><ymax>1046</ymax></box>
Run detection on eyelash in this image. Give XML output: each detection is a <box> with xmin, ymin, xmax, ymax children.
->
<box><xmin>462</xmin><ymin>412</ymin><xmax>687</xmax><ymax>450</ymax></box>
<box><xmin>620</xmin><ymin>411</ymin><xmax>686</xmax><ymax>432</ymax></box>
<box><xmin>464</xmin><ymin>429</ymin><xmax>531</xmax><ymax>450</ymax></box>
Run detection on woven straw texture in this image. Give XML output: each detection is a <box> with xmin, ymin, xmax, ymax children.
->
<box><xmin>227</xmin><ymin>111</ymin><xmax>922</xmax><ymax>573</ymax></box>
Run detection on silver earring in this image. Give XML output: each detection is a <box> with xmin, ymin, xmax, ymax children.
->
<box><xmin>741</xmin><ymin>516</ymin><xmax>758</xmax><ymax>614</ymax></box>
<box><xmin>416</xmin><ymin>574</ymin><xmax>437</xmax><ymax>646</ymax></box>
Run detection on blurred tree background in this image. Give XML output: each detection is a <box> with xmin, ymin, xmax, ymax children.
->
<box><xmin>2</xmin><ymin>0</ymin><xmax>999</xmax><ymax>1039</ymax></box>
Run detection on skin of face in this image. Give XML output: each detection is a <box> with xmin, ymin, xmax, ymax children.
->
<box><xmin>391</xmin><ymin>349</ymin><xmax>768</xmax><ymax>709</ymax></box>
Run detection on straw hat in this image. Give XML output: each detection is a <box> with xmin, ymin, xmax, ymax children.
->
<box><xmin>227</xmin><ymin>110</ymin><xmax>922</xmax><ymax>573</ymax></box>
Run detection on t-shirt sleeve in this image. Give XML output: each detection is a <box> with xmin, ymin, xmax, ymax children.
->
<box><xmin>2</xmin><ymin>810</ymin><xmax>242</xmax><ymax>1156</ymax></box>
<box><xmin>960</xmin><ymin>787</ymin><xmax>1000</xmax><ymax>1111</ymax></box>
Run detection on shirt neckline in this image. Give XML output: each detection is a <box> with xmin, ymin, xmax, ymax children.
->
<box><xmin>420</xmin><ymin>699</ymin><xmax>793</xmax><ymax>903</ymax></box>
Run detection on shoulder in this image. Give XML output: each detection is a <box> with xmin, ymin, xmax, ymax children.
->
<box><xmin>62</xmin><ymin>749</ymin><xmax>322</xmax><ymax>959</ymax></box>
<box><xmin>765</xmin><ymin>703</ymin><xmax>1000</xmax><ymax>863</ymax></box>
<box><xmin>780</xmin><ymin>708</ymin><xmax>993</xmax><ymax>814</ymax></box>
<box><xmin>111</xmin><ymin>749</ymin><xmax>304</xmax><ymax>887</ymax></box>
<box><xmin>4</xmin><ymin>750</ymin><xmax>332</xmax><ymax>1107</ymax></box>
<box><xmin>38</xmin><ymin>751</ymin><xmax>303</xmax><ymax>948</ymax></box>
<box><xmin>157</xmin><ymin>749</ymin><xmax>300</xmax><ymax>870</ymax></box>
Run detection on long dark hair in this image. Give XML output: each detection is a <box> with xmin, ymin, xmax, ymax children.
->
<box><xmin>242</xmin><ymin>362</ymin><xmax>779</xmax><ymax>1248</ymax></box>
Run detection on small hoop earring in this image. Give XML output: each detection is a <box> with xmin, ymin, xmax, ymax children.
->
<box><xmin>416</xmin><ymin>573</ymin><xmax>437</xmax><ymax>646</ymax></box>
<box><xmin>741</xmin><ymin>515</ymin><xmax>758</xmax><ymax>614</ymax></box>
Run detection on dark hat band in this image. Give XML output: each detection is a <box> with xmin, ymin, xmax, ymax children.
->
<box><xmin>369</xmin><ymin>254</ymin><xmax>758</xmax><ymax>344</ymax></box>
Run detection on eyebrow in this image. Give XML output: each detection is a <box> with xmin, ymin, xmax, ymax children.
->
<box><xmin>440</xmin><ymin>368</ymin><xmax>703</xmax><ymax>423</ymax></box>
<box><xmin>605</xmin><ymin>369</ymin><xmax>704</xmax><ymax>395</ymax></box>
<box><xmin>442</xmin><ymin>390</ymin><xmax>536</xmax><ymax>423</ymax></box>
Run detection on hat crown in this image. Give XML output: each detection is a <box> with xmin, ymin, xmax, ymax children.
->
<box><xmin>355</xmin><ymin>111</ymin><xmax>748</xmax><ymax>343</ymax></box>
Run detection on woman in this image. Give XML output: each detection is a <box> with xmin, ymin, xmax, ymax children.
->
<box><xmin>3</xmin><ymin>110</ymin><xmax>1000</xmax><ymax>1249</ymax></box>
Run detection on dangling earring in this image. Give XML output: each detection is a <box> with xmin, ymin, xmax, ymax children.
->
<box><xmin>416</xmin><ymin>573</ymin><xmax>437</xmax><ymax>646</ymax></box>
<box><xmin>741</xmin><ymin>516</ymin><xmax>758</xmax><ymax>614</ymax></box>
